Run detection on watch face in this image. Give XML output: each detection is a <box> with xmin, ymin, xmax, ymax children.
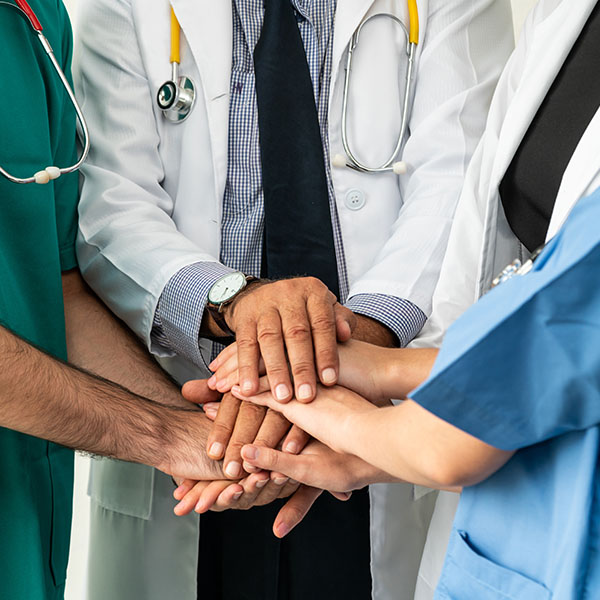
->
<box><xmin>208</xmin><ymin>272</ymin><xmax>247</xmax><ymax>304</ymax></box>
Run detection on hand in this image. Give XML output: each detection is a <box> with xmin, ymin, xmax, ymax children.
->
<box><xmin>172</xmin><ymin>471</ymin><xmax>299</xmax><ymax>515</ymax></box>
<box><xmin>231</xmin><ymin>384</ymin><xmax>376</xmax><ymax>455</ymax></box>
<box><xmin>207</xmin><ymin>339</ymin><xmax>394</xmax><ymax>406</ymax></box>
<box><xmin>240</xmin><ymin>439</ymin><xmax>386</xmax><ymax>493</ymax></box>
<box><xmin>217</xmin><ymin>277</ymin><xmax>356</xmax><ymax>402</ymax></box>
<box><xmin>182</xmin><ymin>384</ymin><xmax>310</xmax><ymax>480</ymax></box>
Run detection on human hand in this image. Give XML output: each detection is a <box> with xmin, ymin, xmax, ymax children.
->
<box><xmin>181</xmin><ymin>384</ymin><xmax>310</xmax><ymax>480</ymax></box>
<box><xmin>240</xmin><ymin>439</ymin><xmax>388</xmax><ymax>494</ymax></box>
<box><xmin>207</xmin><ymin>339</ymin><xmax>394</xmax><ymax>406</ymax></box>
<box><xmin>231</xmin><ymin>383</ymin><xmax>376</xmax><ymax>455</ymax></box>
<box><xmin>218</xmin><ymin>277</ymin><xmax>356</xmax><ymax>402</ymax></box>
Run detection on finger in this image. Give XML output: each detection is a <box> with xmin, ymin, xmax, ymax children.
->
<box><xmin>273</xmin><ymin>486</ymin><xmax>322</xmax><ymax>538</ymax></box>
<box><xmin>235</xmin><ymin>320</ymin><xmax>262</xmax><ymax>396</ymax></box>
<box><xmin>231</xmin><ymin>387</ymin><xmax>282</xmax><ymax>414</ymax></box>
<box><xmin>241</xmin><ymin>444</ymin><xmax>310</xmax><ymax>483</ymax></box>
<box><xmin>203</xmin><ymin>402</ymin><xmax>219</xmax><ymax>421</ymax></box>
<box><xmin>222</xmin><ymin>402</ymin><xmax>267</xmax><ymax>479</ymax></box>
<box><xmin>173</xmin><ymin>480</ymin><xmax>212</xmax><ymax>516</ymax></box>
<box><xmin>173</xmin><ymin>479</ymin><xmax>197</xmax><ymax>501</ymax></box>
<box><xmin>215</xmin><ymin>471</ymin><xmax>271</xmax><ymax>510</ymax></box>
<box><xmin>280</xmin><ymin>304</ymin><xmax>317</xmax><ymax>403</ymax></box>
<box><xmin>242</xmin><ymin>409</ymin><xmax>292</xmax><ymax>473</ymax></box>
<box><xmin>330</xmin><ymin>491</ymin><xmax>352</xmax><ymax>501</ymax></box>
<box><xmin>195</xmin><ymin>481</ymin><xmax>243</xmax><ymax>514</ymax></box>
<box><xmin>335</xmin><ymin>304</ymin><xmax>357</xmax><ymax>343</ymax></box>
<box><xmin>281</xmin><ymin>425</ymin><xmax>311</xmax><ymax>455</ymax></box>
<box><xmin>206</xmin><ymin>393</ymin><xmax>241</xmax><ymax>460</ymax></box>
<box><xmin>256</xmin><ymin>309</ymin><xmax>295</xmax><ymax>403</ymax></box>
<box><xmin>208</xmin><ymin>342</ymin><xmax>238</xmax><ymax>373</ymax></box>
<box><xmin>306</xmin><ymin>292</ymin><xmax>339</xmax><ymax>389</ymax></box>
<box><xmin>181</xmin><ymin>379</ymin><xmax>222</xmax><ymax>405</ymax></box>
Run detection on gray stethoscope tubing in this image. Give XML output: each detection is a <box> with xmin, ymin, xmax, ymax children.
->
<box><xmin>0</xmin><ymin>1</ymin><xmax>90</xmax><ymax>185</ymax></box>
<box><xmin>338</xmin><ymin>13</ymin><xmax>416</xmax><ymax>174</ymax></box>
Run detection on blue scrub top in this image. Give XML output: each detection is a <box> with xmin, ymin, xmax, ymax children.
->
<box><xmin>411</xmin><ymin>189</ymin><xmax>600</xmax><ymax>600</ymax></box>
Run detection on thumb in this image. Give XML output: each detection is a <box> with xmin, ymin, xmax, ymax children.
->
<box><xmin>182</xmin><ymin>380</ymin><xmax>222</xmax><ymax>405</ymax></box>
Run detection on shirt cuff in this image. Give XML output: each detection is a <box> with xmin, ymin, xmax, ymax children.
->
<box><xmin>151</xmin><ymin>262</ymin><xmax>234</xmax><ymax>366</ymax></box>
<box><xmin>345</xmin><ymin>294</ymin><xmax>426</xmax><ymax>348</ymax></box>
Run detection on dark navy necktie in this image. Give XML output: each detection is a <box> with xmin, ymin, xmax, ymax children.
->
<box><xmin>254</xmin><ymin>0</ymin><xmax>340</xmax><ymax>298</ymax></box>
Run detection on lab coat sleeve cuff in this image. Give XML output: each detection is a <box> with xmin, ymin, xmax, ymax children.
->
<box><xmin>345</xmin><ymin>294</ymin><xmax>426</xmax><ymax>348</ymax></box>
<box><xmin>151</xmin><ymin>262</ymin><xmax>235</xmax><ymax>367</ymax></box>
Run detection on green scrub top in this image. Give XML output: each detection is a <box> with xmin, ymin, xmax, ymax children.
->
<box><xmin>0</xmin><ymin>1</ymin><xmax>79</xmax><ymax>598</ymax></box>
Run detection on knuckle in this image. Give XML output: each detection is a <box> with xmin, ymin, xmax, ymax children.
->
<box><xmin>256</xmin><ymin>327</ymin><xmax>282</xmax><ymax>345</ymax></box>
<box><xmin>285</xmin><ymin>323</ymin><xmax>311</xmax><ymax>340</ymax></box>
<box><xmin>310</xmin><ymin>313</ymin><xmax>336</xmax><ymax>332</ymax></box>
<box><xmin>290</xmin><ymin>360</ymin><xmax>315</xmax><ymax>377</ymax></box>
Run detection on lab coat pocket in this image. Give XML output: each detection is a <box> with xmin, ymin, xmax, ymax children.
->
<box><xmin>436</xmin><ymin>529</ymin><xmax>552</xmax><ymax>600</ymax></box>
<box><xmin>88</xmin><ymin>457</ymin><xmax>155</xmax><ymax>520</ymax></box>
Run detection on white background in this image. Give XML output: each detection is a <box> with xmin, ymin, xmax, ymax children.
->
<box><xmin>60</xmin><ymin>1</ymin><xmax>538</xmax><ymax>598</ymax></box>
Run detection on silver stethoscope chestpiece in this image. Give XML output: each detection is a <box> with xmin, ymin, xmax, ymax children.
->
<box><xmin>157</xmin><ymin>74</ymin><xmax>196</xmax><ymax>124</ymax></box>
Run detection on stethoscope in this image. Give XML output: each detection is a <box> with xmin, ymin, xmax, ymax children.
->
<box><xmin>0</xmin><ymin>0</ymin><xmax>90</xmax><ymax>185</ymax></box>
<box><xmin>156</xmin><ymin>7</ymin><xmax>196</xmax><ymax>123</ymax></box>
<box><xmin>332</xmin><ymin>0</ymin><xmax>420</xmax><ymax>175</ymax></box>
<box><xmin>156</xmin><ymin>1</ymin><xmax>419</xmax><ymax>175</ymax></box>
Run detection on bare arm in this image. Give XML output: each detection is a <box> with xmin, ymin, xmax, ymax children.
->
<box><xmin>0</xmin><ymin>275</ymin><xmax>222</xmax><ymax>480</ymax></box>
<box><xmin>62</xmin><ymin>270</ymin><xmax>217</xmax><ymax>409</ymax></box>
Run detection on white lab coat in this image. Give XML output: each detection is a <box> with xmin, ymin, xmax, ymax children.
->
<box><xmin>411</xmin><ymin>0</ymin><xmax>600</xmax><ymax>596</ymax></box>
<box><xmin>73</xmin><ymin>0</ymin><xmax>513</xmax><ymax>598</ymax></box>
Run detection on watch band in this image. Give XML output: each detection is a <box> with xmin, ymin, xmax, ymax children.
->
<box><xmin>206</xmin><ymin>275</ymin><xmax>258</xmax><ymax>340</ymax></box>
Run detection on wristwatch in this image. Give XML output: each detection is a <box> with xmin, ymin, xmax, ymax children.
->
<box><xmin>206</xmin><ymin>272</ymin><xmax>257</xmax><ymax>338</ymax></box>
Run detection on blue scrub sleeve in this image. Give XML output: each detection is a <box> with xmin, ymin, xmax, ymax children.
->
<box><xmin>411</xmin><ymin>189</ymin><xmax>600</xmax><ymax>451</ymax></box>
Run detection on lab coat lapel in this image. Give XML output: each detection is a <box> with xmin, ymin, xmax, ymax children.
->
<box><xmin>489</xmin><ymin>1</ymin><xmax>595</xmax><ymax>193</ymax></box>
<box><xmin>170</xmin><ymin>0</ymin><xmax>232</xmax><ymax>199</ymax></box>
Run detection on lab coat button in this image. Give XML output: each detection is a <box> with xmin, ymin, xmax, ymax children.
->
<box><xmin>345</xmin><ymin>189</ymin><xmax>366</xmax><ymax>211</ymax></box>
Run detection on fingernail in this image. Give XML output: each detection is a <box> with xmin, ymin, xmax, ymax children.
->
<box><xmin>255</xmin><ymin>479</ymin><xmax>268</xmax><ymax>489</ymax></box>
<box><xmin>225</xmin><ymin>462</ymin><xmax>242</xmax><ymax>478</ymax></box>
<box><xmin>276</xmin><ymin>522</ymin><xmax>291</xmax><ymax>538</ymax></box>
<box><xmin>274</xmin><ymin>476</ymin><xmax>289</xmax><ymax>486</ymax></box>
<box><xmin>216</xmin><ymin>380</ymin><xmax>228</xmax><ymax>392</ymax></box>
<box><xmin>231</xmin><ymin>385</ymin><xmax>241</xmax><ymax>396</ymax></box>
<box><xmin>243</xmin><ymin>445</ymin><xmax>258</xmax><ymax>461</ymax></box>
<box><xmin>242</xmin><ymin>381</ymin><xmax>253</xmax><ymax>393</ymax></box>
<box><xmin>275</xmin><ymin>383</ymin><xmax>290</xmax><ymax>401</ymax></box>
<box><xmin>297</xmin><ymin>384</ymin><xmax>313</xmax><ymax>401</ymax></box>
<box><xmin>284</xmin><ymin>441</ymin><xmax>299</xmax><ymax>454</ymax></box>
<box><xmin>207</xmin><ymin>375</ymin><xmax>217</xmax><ymax>388</ymax></box>
<box><xmin>209</xmin><ymin>358</ymin><xmax>218</xmax><ymax>370</ymax></box>
<box><xmin>321</xmin><ymin>368</ymin><xmax>336</xmax><ymax>384</ymax></box>
<box><xmin>232</xmin><ymin>491</ymin><xmax>243</xmax><ymax>501</ymax></box>
<box><xmin>209</xmin><ymin>442</ymin><xmax>224</xmax><ymax>458</ymax></box>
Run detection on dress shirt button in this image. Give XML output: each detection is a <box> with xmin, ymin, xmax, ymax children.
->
<box><xmin>344</xmin><ymin>189</ymin><xmax>366</xmax><ymax>211</ymax></box>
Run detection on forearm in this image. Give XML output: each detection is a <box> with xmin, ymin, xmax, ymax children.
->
<box><xmin>63</xmin><ymin>270</ymin><xmax>187</xmax><ymax>408</ymax></box>
<box><xmin>0</xmin><ymin>322</ymin><xmax>208</xmax><ymax>468</ymax></box>
<box><xmin>341</xmin><ymin>400</ymin><xmax>512</xmax><ymax>489</ymax></box>
<box><xmin>352</xmin><ymin>313</ymin><xmax>397</xmax><ymax>347</ymax></box>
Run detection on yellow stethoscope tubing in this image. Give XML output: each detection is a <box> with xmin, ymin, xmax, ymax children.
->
<box><xmin>170</xmin><ymin>6</ymin><xmax>180</xmax><ymax>65</ymax></box>
<box><xmin>339</xmin><ymin>3</ymin><xmax>419</xmax><ymax>174</ymax></box>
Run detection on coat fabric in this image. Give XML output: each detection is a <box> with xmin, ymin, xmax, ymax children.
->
<box><xmin>411</xmin><ymin>0</ymin><xmax>600</xmax><ymax>596</ymax></box>
<box><xmin>73</xmin><ymin>0</ymin><xmax>513</xmax><ymax>598</ymax></box>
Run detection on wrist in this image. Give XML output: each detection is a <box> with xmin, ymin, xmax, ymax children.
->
<box><xmin>221</xmin><ymin>278</ymin><xmax>267</xmax><ymax>330</ymax></box>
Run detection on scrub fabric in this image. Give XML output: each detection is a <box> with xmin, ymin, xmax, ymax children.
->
<box><xmin>412</xmin><ymin>189</ymin><xmax>600</xmax><ymax>599</ymax></box>
<box><xmin>0</xmin><ymin>1</ymin><xmax>78</xmax><ymax>599</ymax></box>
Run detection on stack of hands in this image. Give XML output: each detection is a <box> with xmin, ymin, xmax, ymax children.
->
<box><xmin>168</xmin><ymin>278</ymin><xmax>412</xmax><ymax>538</ymax></box>
<box><xmin>172</xmin><ymin>338</ymin><xmax>396</xmax><ymax>537</ymax></box>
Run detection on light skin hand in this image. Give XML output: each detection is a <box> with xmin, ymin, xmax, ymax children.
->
<box><xmin>206</xmin><ymin>339</ymin><xmax>437</xmax><ymax>406</ymax></box>
<box><xmin>216</xmin><ymin>277</ymin><xmax>356</xmax><ymax>403</ymax></box>
<box><xmin>241</xmin><ymin>439</ymin><xmax>394</xmax><ymax>494</ymax></box>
